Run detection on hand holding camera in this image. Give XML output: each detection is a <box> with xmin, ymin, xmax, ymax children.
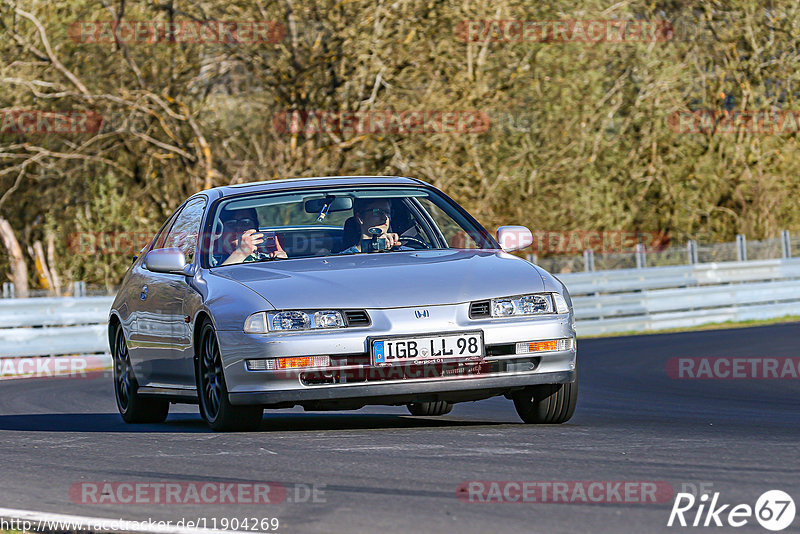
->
<box><xmin>363</xmin><ymin>227</ymin><xmax>401</xmax><ymax>252</ymax></box>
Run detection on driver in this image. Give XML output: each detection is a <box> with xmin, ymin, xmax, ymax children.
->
<box><xmin>340</xmin><ymin>198</ymin><xmax>405</xmax><ymax>254</ymax></box>
<box><xmin>213</xmin><ymin>208</ymin><xmax>287</xmax><ymax>266</ymax></box>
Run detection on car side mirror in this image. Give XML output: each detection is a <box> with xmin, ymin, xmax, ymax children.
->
<box><xmin>145</xmin><ymin>247</ymin><xmax>187</xmax><ymax>273</ymax></box>
<box><xmin>496</xmin><ymin>226</ymin><xmax>533</xmax><ymax>252</ymax></box>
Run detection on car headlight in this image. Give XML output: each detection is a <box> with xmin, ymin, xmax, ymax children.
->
<box><xmin>311</xmin><ymin>310</ymin><xmax>345</xmax><ymax>328</ymax></box>
<box><xmin>271</xmin><ymin>310</ymin><xmax>312</xmax><ymax>330</ymax></box>
<box><xmin>552</xmin><ymin>293</ymin><xmax>569</xmax><ymax>314</ymax></box>
<box><xmin>243</xmin><ymin>312</ymin><xmax>269</xmax><ymax>333</ymax></box>
<box><xmin>490</xmin><ymin>293</ymin><xmax>569</xmax><ymax>317</ymax></box>
<box><xmin>243</xmin><ymin>310</ymin><xmax>346</xmax><ymax>333</ymax></box>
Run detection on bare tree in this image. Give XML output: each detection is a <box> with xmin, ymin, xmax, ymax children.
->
<box><xmin>0</xmin><ymin>217</ymin><xmax>29</xmax><ymax>297</ymax></box>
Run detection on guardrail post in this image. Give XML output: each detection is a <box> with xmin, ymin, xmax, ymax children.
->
<box><xmin>687</xmin><ymin>240</ymin><xmax>698</xmax><ymax>264</ymax></box>
<box><xmin>736</xmin><ymin>234</ymin><xmax>747</xmax><ymax>261</ymax></box>
<box><xmin>634</xmin><ymin>243</ymin><xmax>646</xmax><ymax>268</ymax></box>
<box><xmin>73</xmin><ymin>281</ymin><xmax>86</xmax><ymax>297</ymax></box>
<box><xmin>781</xmin><ymin>230</ymin><xmax>791</xmax><ymax>259</ymax></box>
<box><xmin>2</xmin><ymin>282</ymin><xmax>14</xmax><ymax>298</ymax></box>
<box><xmin>583</xmin><ymin>249</ymin><xmax>594</xmax><ymax>272</ymax></box>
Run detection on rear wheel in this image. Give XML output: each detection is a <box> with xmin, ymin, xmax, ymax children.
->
<box><xmin>112</xmin><ymin>324</ymin><xmax>169</xmax><ymax>424</ymax></box>
<box><xmin>407</xmin><ymin>401</ymin><xmax>453</xmax><ymax>416</ymax></box>
<box><xmin>197</xmin><ymin>320</ymin><xmax>263</xmax><ymax>432</ymax></box>
<box><xmin>512</xmin><ymin>375</ymin><xmax>578</xmax><ymax>424</ymax></box>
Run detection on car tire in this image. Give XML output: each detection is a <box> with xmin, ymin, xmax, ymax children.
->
<box><xmin>407</xmin><ymin>401</ymin><xmax>453</xmax><ymax>416</ymax></box>
<box><xmin>196</xmin><ymin>319</ymin><xmax>263</xmax><ymax>432</ymax></box>
<box><xmin>512</xmin><ymin>375</ymin><xmax>578</xmax><ymax>424</ymax></box>
<box><xmin>112</xmin><ymin>323</ymin><xmax>169</xmax><ymax>424</ymax></box>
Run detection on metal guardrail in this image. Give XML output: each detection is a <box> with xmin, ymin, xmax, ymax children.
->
<box><xmin>0</xmin><ymin>297</ymin><xmax>112</xmax><ymax>358</ymax></box>
<box><xmin>0</xmin><ymin>258</ymin><xmax>799</xmax><ymax>358</ymax></box>
<box><xmin>531</xmin><ymin>230</ymin><xmax>800</xmax><ymax>274</ymax></box>
<box><xmin>0</xmin><ymin>296</ymin><xmax>111</xmax><ymax>328</ymax></box>
<box><xmin>558</xmin><ymin>258</ymin><xmax>800</xmax><ymax>294</ymax></box>
<box><xmin>559</xmin><ymin>258</ymin><xmax>800</xmax><ymax>335</ymax></box>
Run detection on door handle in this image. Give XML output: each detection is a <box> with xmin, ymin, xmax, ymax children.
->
<box><xmin>140</xmin><ymin>285</ymin><xmax>148</xmax><ymax>300</ymax></box>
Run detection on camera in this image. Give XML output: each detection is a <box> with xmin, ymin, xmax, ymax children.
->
<box><xmin>362</xmin><ymin>237</ymin><xmax>387</xmax><ymax>252</ymax></box>
<box><xmin>363</xmin><ymin>227</ymin><xmax>389</xmax><ymax>252</ymax></box>
<box><xmin>255</xmin><ymin>231</ymin><xmax>277</xmax><ymax>254</ymax></box>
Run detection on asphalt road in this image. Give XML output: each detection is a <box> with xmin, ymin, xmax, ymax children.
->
<box><xmin>1</xmin><ymin>323</ymin><xmax>799</xmax><ymax>534</ymax></box>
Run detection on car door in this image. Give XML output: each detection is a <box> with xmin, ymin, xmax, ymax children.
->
<box><xmin>134</xmin><ymin>197</ymin><xmax>206</xmax><ymax>387</ymax></box>
<box><xmin>125</xmin><ymin>207</ymin><xmax>181</xmax><ymax>380</ymax></box>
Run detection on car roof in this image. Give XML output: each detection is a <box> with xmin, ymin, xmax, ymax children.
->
<box><xmin>201</xmin><ymin>176</ymin><xmax>430</xmax><ymax>199</ymax></box>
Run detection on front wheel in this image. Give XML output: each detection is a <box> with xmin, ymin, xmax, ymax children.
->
<box><xmin>407</xmin><ymin>401</ymin><xmax>453</xmax><ymax>416</ymax></box>
<box><xmin>197</xmin><ymin>320</ymin><xmax>263</xmax><ymax>432</ymax></box>
<box><xmin>512</xmin><ymin>375</ymin><xmax>578</xmax><ymax>424</ymax></box>
<box><xmin>112</xmin><ymin>324</ymin><xmax>169</xmax><ymax>424</ymax></box>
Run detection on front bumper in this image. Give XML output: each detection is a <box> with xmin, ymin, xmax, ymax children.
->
<box><xmin>229</xmin><ymin>370</ymin><xmax>575</xmax><ymax>405</ymax></box>
<box><xmin>216</xmin><ymin>303</ymin><xmax>576</xmax><ymax>407</ymax></box>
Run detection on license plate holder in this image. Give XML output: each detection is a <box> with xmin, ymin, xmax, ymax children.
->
<box><xmin>370</xmin><ymin>331</ymin><xmax>484</xmax><ymax>366</ymax></box>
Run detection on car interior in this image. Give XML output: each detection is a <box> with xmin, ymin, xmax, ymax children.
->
<box><xmin>210</xmin><ymin>193</ymin><xmax>436</xmax><ymax>262</ymax></box>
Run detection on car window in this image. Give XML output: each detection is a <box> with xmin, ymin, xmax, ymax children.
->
<box><xmin>206</xmin><ymin>186</ymin><xmax>493</xmax><ymax>266</ymax></box>
<box><xmin>151</xmin><ymin>206</ymin><xmax>183</xmax><ymax>251</ymax></box>
<box><xmin>392</xmin><ymin>198</ymin><xmax>436</xmax><ymax>249</ymax></box>
<box><xmin>163</xmin><ymin>197</ymin><xmax>207</xmax><ymax>263</ymax></box>
<box><xmin>414</xmin><ymin>197</ymin><xmax>483</xmax><ymax>249</ymax></box>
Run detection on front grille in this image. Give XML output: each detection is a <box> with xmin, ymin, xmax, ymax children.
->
<box><xmin>343</xmin><ymin>309</ymin><xmax>371</xmax><ymax>327</ymax></box>
<box><xmin>469</xmin><ymin>300</ymin><xmax>491</xmax><ymax>318</ymax></box>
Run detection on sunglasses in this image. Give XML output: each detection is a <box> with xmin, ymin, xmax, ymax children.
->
<box><xmin>225</xmin><ymin>218</ymin><xmax>257</xmax><ymax>230</ymax></box>
<box><xmin>359</xmin><ymin>208</ymin><xmax>390</xmax><ymax>218</ymax></box>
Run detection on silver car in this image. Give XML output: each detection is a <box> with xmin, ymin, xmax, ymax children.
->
<box><xmin>109</xmin><ymin>176</ymin><xmax>577</xmax><ymax>431</ymax></box>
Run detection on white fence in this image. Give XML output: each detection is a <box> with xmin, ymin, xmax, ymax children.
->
<box><xmin>0</xmin><ymin>258</ymin><xmax>799</xmax><ymax>358</ymax></box>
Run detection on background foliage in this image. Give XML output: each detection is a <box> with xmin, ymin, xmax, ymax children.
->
<box><xmin>1</xmin><ymin>0</ymin><xmax>799</xmax><ymax>290</ymax></box>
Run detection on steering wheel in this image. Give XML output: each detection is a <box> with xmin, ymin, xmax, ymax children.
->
<box><xmin>398</xmin><ymin>236</ymin><xmax>430</xmax><ymax>249</ymax></box>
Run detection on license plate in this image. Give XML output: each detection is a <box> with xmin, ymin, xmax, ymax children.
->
<box><xmin>371</xmin><ymin>331</ymin><xmax>484</xmax><ymax>365</ymax></box>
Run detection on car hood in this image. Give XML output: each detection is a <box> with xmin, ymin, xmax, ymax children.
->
<box><xmin>209</xmin><ymin>250</ymin><xmax>546</xmax><ymax>309</ymax></box>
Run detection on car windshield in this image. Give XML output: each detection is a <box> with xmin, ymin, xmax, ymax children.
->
<box><xmin>205</xmin><ymin>186</ymin><xmax>495</xmax><ymax>266</ymax></box>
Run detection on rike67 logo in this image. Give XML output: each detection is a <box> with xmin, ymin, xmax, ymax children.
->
<box><xmin>668</xmin><ymin>490</ymin><xmax>796</xmax><ymax>531</ymax></box>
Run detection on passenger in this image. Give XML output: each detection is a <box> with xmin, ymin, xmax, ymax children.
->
<box><xmin>213</xmin><ymin>208</ymin><xmax>287</xmax><ymax>266</ymax></box>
